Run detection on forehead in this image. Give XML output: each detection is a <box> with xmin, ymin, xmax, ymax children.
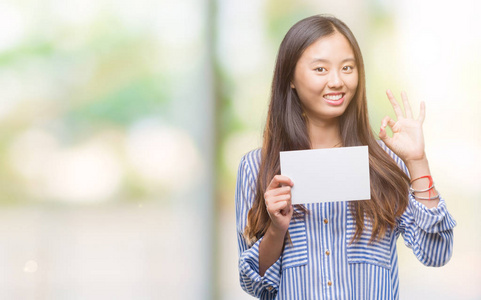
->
<box><xmin>299</xmin><ymin>31</ymin><xmax>355</xmax><ymax>63</ymax></box>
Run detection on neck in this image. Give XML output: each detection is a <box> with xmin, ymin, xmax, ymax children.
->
<box><xmin>306</xmin><ymin>117</ymin><xmax>342</xmax><ymax>149</ymax></box>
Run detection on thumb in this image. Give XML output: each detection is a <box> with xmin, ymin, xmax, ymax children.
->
<box><xmin>379</xmin><ymin>126</ymin><xmax>392</xmax><ymax>145</ymax></box>
<box><xmin>379</xmin><ymin>116</ymin><xmax>393</xmax><ymax>147</ymax></box>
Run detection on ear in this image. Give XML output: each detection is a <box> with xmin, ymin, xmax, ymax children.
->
<box><xmin>290</xmin><ymin>82</ymin><xmax>295</xmax><ymax>89</ymax></box>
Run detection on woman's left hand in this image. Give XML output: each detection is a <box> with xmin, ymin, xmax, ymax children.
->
<box><xmin>379</xmin><ymin>90</ymin><xmax>426</xmax><ymax>162</ymax></box>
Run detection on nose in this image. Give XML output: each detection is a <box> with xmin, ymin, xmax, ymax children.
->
<box><xmin>327</xmin><ymin>71</ymin><xmax>343</xmax><ymax>89</ymax></box>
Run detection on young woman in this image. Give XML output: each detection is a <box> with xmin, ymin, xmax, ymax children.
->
<box><xmin>235</xmin><ymin>15</ymin><xmax>456</xmax><ymax>299</ymax></box>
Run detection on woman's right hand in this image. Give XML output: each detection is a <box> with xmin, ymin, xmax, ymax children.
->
<box><xmin>264</xmin><ymin>175</ymin><xmax>294</xmax><ymax>235</ymax></box>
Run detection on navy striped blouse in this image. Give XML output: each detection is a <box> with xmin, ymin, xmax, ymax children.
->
<box><xmin>235</xmin><ymin>142</ymin><xmax>456</xmax><ymax>299</ymax></box>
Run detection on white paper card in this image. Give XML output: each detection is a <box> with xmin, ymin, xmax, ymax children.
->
<box><xmin>280</xmin><ymin>146</ymin><xmax>370</xmax><ymax>204</ymax></box>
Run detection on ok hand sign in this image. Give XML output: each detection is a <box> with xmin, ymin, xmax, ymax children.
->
<box><xmin>379</xmin><ymin>90</ymin><xmax>427</xmax><ymax>163</ymax></box>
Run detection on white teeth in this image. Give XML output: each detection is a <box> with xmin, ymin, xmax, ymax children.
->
<box><xmin>324</xmin><ymin>94</ymin><xmax>343</xmax><ymax>100</ymax></box>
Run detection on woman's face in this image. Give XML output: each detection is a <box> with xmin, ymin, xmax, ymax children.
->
<box><xmin>291</xmin><ymin>31</ymin><xmax>359</xmax><ymax>124</ymax></box>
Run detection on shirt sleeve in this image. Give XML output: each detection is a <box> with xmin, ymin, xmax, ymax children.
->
<box><xmin>378</xmin><ymin>141</ymin><xmax>457</xmax><ymax>267</ymax></box>
<box><xmin>396</xmin><ymin>194</ymin><xmax>456</xmax><ymax>266</ymax></box>
<box><xmin>235</xmin><ymin>152</ymin><xmax>282</xmax><ymax>299</ymax></box>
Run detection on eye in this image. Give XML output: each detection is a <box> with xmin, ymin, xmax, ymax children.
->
<box><xmin>342</xmin><ymin>65</ymin><xmax>354</xmax><ymax>72</ymax></box>
<box><xmin>315</xmin><ymin>67</ymin><xmax>327</xmax><ymax>73</ymax></box>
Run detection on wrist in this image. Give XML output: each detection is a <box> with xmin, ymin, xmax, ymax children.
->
<box><xmin>267</xmin><ymin>223</ymin><xmax>288</xmax><ymax>239</ymax></box>
<box><xmin>405</xmin><ymin>153</ymin><xmax>428</xmax><ymax>170</ymax></box>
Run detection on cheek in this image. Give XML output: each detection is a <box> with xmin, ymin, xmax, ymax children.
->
<box><xmin>303</xmin><ymin>76</ymin><xmax>328</xmax><ymax>92</ymax></box>
<box><xmin>296</xmin><ymin>77</ymin><xmax>325</xmax><ymax>97</ymax></box>
<box><xmin>346</xmin><ymin>74</ymin><xmax>359</xmax><ymax>92</ymax></box>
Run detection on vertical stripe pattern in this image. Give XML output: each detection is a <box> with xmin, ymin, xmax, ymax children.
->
<box><xmin>235</xmin><ymin>143</ymin><xmax>456</xmax><ymax>299</ymax></box>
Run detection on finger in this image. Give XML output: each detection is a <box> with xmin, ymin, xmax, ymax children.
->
<box><xmin>379</xmin><ymin>116</ymin><xmax>393</xmax><ymax>145</ymax></box>
<box><xmin>267</xmin><ymin>175</ymin><xmax>293</xmax><ymax>191</ymax></box>
<box><xmin>386</xmin><ymin>89</ymin><xmax>404</xmax><ymax>119</ymax></box>
<box><xmin>279</xmin><ymin>203</ymin><xmax>293</xmax><ymax>217</ymax></box>
<box><xmin>268</xmin><ymin>200</ymin><xmax>290</xmax><ymax>215</ymax></box>
<box><xmin>401</xmin><ymin>91</ymin><xmax>413</xmax><ymax>119</ymax></box>
<box><xmin>265</xmin><ymin>194</ymin><xmax>291</xmax><ymax>206</ymax></box>
<box><xmin>380</xmin><ymin>116</ymin><xmax>396</xmax><ymax>130</ymax></box>
<box><xmin>264</xmin><ymin>186</ymin><xmax>291</xmax><ymax>199</ymax></box>
<box><xmin>379</xmin><ymin>128</ymin><xmax>392</xmax><ymax>148</ymax></box>
<box><xmin>284</xmin><ymin>205</ymin><xmax>294</xmax><ymax>217</ymax></box>
<box><xmin>418</xmin><ymin>101</ymin><xmax>426</xmax><ymax>123</ymax></box>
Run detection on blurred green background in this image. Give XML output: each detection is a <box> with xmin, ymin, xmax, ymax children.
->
<box><xmin>0</xmin><ymin>0</ymin><xmax>479</xmax><ymax>299</ymax></box>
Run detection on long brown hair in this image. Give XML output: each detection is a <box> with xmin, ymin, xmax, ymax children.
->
<box><xmin>244</xmin><ymin>15</ymin><xmax>410</xmax><ymax>245</ymax></box>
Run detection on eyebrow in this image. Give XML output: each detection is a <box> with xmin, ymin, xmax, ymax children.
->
<box><xmin>310</xmin><ymin>58</ymin><xmax>356</xmax><ymax>64</ymax></box>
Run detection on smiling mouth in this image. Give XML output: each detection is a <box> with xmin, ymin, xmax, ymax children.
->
<box><xmin>323</xmin><ymin>93</ymin><xmax>345</xmax><ymax>105</ymax></box>
<box><xmin>323</xmin><ymin>93</ymin><xmax>344</xmax><ymax>101</ymax></box>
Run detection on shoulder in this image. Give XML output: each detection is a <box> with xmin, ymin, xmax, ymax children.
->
<box><xmin>238</xmin><ymin>148</ymin><xmax>262</xmax><ymax>183</ymax></box>
<box><xmin>376</xmin><ymin>139</ymin><xmax>392</xmax><ymax>155</ymax></box>
<box><xmin>375</xmin><ymin>140</ymin><xmax>409</xmax><ymax>176</ymax></box>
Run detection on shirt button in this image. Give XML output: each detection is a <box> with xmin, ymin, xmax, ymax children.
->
<box><xmin>328</xmin><ymin>280</ymin><xmax>332</xmax><ymax>286</ymax></box>
<box><xmin>323</xmin><ymin>218</ymin><xmax>328</xmax><ymax>224</ymax></box>
<box><xmin>325</xmin><ymin>250</ymin><xmax>330</xmax><ymax>256</ymax></box>
<box><xmin>267</xmin><ymin>286</ymin><xmax>273</xmax><ymax>291</ymax></box>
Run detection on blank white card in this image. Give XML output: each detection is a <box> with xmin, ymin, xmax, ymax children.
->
<box><xmin>280</xmin><ymin>146</ymin><xmax>370</xmax><ymax>204</ymax></box>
